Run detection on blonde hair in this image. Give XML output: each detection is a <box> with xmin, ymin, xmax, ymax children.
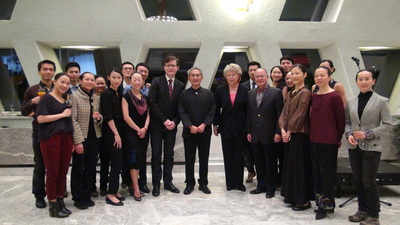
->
<box><xmin>223</xmin><ymin>63</ymin><xmax>242</xmax><ymax>81</ymax></box>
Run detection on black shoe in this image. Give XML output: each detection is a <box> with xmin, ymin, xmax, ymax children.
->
<box><xmin>152</xmin><ymin>186</ymin><xmax>160</xmax><ymax>197</ymax></box>
<box><xmin>91</xmin><ymin>191</ymin><xmax>99</xmax><ymax>197</ymax></box>
<box><xmin>199</xmin><ymin>185</ymin><xmax>211</xmax><ymax>194</ymax></box>
<box><xmin>49</xmin><ymin>201</ymin><xmax>69</xmax><ymax>218</ymax></box>
<box><xmin>133</xmin><ymin>195</ymin><xmax>142</xmax><ymax>201</ymax></box>
<box><xmin>184</xmin><ymin>186</ymin><xmax>194</xmax><ymax>195</ymax></box>
<box><xmin>57</xmin><ymin>198</ymin><xmax>71</xmax><ymax>215</ymax></box>
<box><xmin>140</xmin><ymin>184</ymin><xmax>151</xmax><ymax>193</ymax></box>
<box><xmin>100</xmin><ymin>189</ymin><xmax>107</xmax><ymax>196</ymax></box>
<box><xmin>292</xmin><ymin>202</ymin><xmax>311</xmax><ymax>211</ymax></box>
<box><xmin>63</xmin><ymin>191</ymin><xmax>68</xmax><ymax>198</ymax></box>
<box><xmin>116</xmin><ymin>195</ymin><xmax>125</xmax><ymax>201</ymax></box>
<box><xmin>315</xmin><ymin>208</ymin><xmax>327</xmax><ymax>220</ymax></box>
<box><xmin>227</xmin><ymin>186</ymin><xmax>233</xmax><ymax>191</ymax></box>
<box><xmin>236</xmin><ymin>185</ymin><xmax>246</xmax><ymax>192</ymax></box>
<box><xmin>164</xmin><ymin>183</ymin><xmax>180</xmax><ymax>193</ymax></box>
<box><xmin>266</xmin><ymin>191</ymin><xmax>275</xmax><ymax>199</ymax></box>
<box><xmin>35</xmin><ymin>198</ymin><xmax>47</xmax><ymax>208</ymax></box>
<box><xmin>74</xmin><ymin>200</ymin><xmax>89</xmax><ymax>210</ymax></box>
<box><xmin>250</xmin><ymin>188</ymin><xmax>266</xmax><ymax>194</ymax></box>
<box><xmin>106</xmin><ymin>197</ymin><xmax>124</xmax><ymax>206</ymax></box>
<box><xmin>84</xmin><ymin>198</ymin><xmax>95</xmax><ymax>207</ymax></box>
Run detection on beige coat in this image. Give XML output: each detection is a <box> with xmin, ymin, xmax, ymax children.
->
<box><xmin>71</xmin><ymin>88</ymin><xmax>102</xmax><ymax>145</ymax></box>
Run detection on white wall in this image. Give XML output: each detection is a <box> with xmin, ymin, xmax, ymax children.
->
<box><xmin>0</xmin><ymin>0</ymin><xmax>399</xmax><ymax>112</ymax></box>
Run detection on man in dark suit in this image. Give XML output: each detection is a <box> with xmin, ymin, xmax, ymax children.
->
<box><xmin>240</xmin><ymin>61</ymin><xmax>261</xmax><ymax>183</ymax></box>
<box><xmin>148</xmin><ymin>55</ymin><xmax>185</xmax><ymax>196</ymax></box>
<box><xmin>247</xmin><ymin>68</ymin><xmax>283</xmax><ymax>198</ymax></box>
<box><xmin>178</xmin><ymin>67</ymin><xmax>215</xmax><ymax>195</ymax></box>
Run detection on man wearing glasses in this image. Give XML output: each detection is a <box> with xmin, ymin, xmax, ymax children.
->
<box><xmin>121</xmin><ymin>62</ymin><xmax>135</xmax><ymax>89</ymax></box>
<box><xmin>148</xmin><ymin>55</ymin><xmax>185</xmax><ymax>196</ymax></box>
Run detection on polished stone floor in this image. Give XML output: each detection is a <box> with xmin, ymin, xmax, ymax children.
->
<box><xmin>1</xmin><ymin>164</ymin><xmax>400</xmax><ymax>225</ymax></box>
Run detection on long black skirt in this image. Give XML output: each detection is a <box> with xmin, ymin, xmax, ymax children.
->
<box><xmin>280</xmin><ymin>133</ymin><xmax>314</xmax><ymax>205</ymax></box>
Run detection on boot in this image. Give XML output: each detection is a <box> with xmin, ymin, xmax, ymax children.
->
<box><xmin>49</xmin><ymin>201</ymin><xmax>69</xmax><ymax>218</ymax></box>
<box><xmin>57</xmin><ymin>198</ymin><xmax>71</xmax><ymax>215</ymax></box>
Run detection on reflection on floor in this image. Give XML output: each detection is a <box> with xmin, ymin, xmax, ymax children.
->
<box><xmin>0</xmin><ymin>165</ymin><xmax>399</xmax><ymax>225</ymax></box>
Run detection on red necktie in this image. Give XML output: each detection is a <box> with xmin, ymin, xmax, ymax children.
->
<box><xmin>168</xmin><ymin>79</ymin><xmax>173</xmax><ymax>99</ymax></box>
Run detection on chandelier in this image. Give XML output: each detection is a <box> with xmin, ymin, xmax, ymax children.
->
<box><xmin>146</xmin><ymin>0</ymin><xmax>178</xmax><ymax>21</ymax></box>
<box><xmin>147</xmin><ymin>15</ymin><xmax>177</xmax><ymax>21</ymax></box>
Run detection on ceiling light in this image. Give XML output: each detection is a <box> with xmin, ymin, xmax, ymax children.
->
<box><xmin>59</xmin><ymin>45</ymin><xmax>108</xmax><ymax>50</ymax></box>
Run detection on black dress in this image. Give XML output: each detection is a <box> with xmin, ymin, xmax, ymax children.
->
<box><xmin>123</xmin><ymin>92</ymin><xmax>149</xmax><ymax>169</ymax></box>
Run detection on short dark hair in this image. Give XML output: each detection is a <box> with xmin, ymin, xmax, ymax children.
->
<box><xmin>316</xmin><ymin>66</ymin><xmax>332</xmax><ymax>77</ymax></box>
<box><xmin>320</xmin><ymin>59</ymin><xmax>336</xmax><ymax>73</ymax></box>
<box><xmin>136</xmin><ymin>62</ymin><xmax>150</xmax><ymax>72</ymax></box>
<box><xmin>280</xmin><ymin>56</ymin><xmax>294</xmax><ymax>64</ymax></box>
<box><xmin>37</xmin><ymin>60</ymin><xmax>56</xmax><ymax>71</ymax></box>
<box><xmin>54</xmin><ymin>72</ymin><xmax>69</xmax><ymax>81</ymax></box>
<box><xmin>164</xmin><ymin>55</ymin><xmax>180</xmax><ymax>66</ymax></box>
<box><xmin>121</xmin><ymin>61</ymin><xmax>134</xmax><ymax>71</ymax></box>
<box><xmin>355</xmin><ymin>69</ymin><xmax>377</xmax><ymax>81</ymax></box>
<box><xmin>65</xmin><ymin>62</ymin><xmax>80</xmax><ymax>72</ymax></box>
<box><xmin>247</xmin><ymin>61</ymin><xmax>261</xmax><ymax>71</ymax></box>
<box><xmin>79</xmin><ymin>72</ymin><xmax>95</xmax><ymax>81</ymax></box>
<box><xmin>292</xmin><ymin>64</ymin><xmax>307</xmax><ymax>73</ymax></box>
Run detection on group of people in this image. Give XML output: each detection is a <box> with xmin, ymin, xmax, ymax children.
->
<box><xmin>21</xmin><ymin>55</ymin><xmax>392</xmax><ymax>225</ymax></box>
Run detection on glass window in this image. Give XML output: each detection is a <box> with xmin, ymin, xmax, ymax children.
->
<box><xmin>279</xmin><ymin>0</ymin><xmax>329</xmax><ymax>21</ymax></box>
<box><xmin>54</xmin><ymin>48</ymin><xmax>122</xmax><ymax>77</ymax></box>
<box><xmin>0</xmin><ymin>0</ymin><xmax>17</xmax><ymax>20</ymax></box>
<box><xmin>211</xmin><ymin>51</ymin><xmax>250</xmax><ymax>93</ymax></box>
<box><xmin>361</xmin><ymin>50</ymin><xmax>400</xmax><ymax>98</ymax></box>
<box><xmin>0</xmin><ymin>49</ymin><xmax>29</xmax><ymax>111</ymax></box>
<box><xmin>281</xmin><ymin>49</ymin><xmax>322</xmax><ymax>89</ymax></box>
<box><xmin>140</xmin><ymin>0</ymin><xmax>195</xmax><ymax>21</ymax></box>
<box><xmin>145</xmin><ymin>48</ymin><xmax>199</xmax><ymax>85</ymax></box>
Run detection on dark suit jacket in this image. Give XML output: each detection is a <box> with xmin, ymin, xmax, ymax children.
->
<box><xmin>213</xmin><ymin>84</ymin><xmax>248</xmax><ymax>139</ymax></box>
<box><xmin>240</xmin><ymin>80</ymin><xmax>256</xmax><ymax>91</ymax></box>
<box><xmin>247</xmin><ymin>85</ymin><xmax>283</xmax><ymax>144</ymax></box>
<box><xmin>148</xmin><ymin>75</ymin><xmax>185</xmax><ymax>130</ymax></box>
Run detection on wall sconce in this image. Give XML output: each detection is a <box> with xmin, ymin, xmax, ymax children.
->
<box><xmin>232</xmin><ymin>0</ymin><xmax>253</xmax><ymax>11</ymax></box>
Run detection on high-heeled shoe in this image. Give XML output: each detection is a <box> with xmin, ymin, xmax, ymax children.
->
<box><xmin>106</xmin><ymin>197</ymin><xmax>124</xmax><ymax>206</ymax></box>
<box><xmin>133</xmin><ymin>195</ymin><xmax>142</xmax><ymax>201</ymax></box>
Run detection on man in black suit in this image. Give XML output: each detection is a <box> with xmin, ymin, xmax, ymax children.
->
<box><xmin>240</xmin><ymin>61</ymin><xmax>261</xmax><ymax>183</ymax></box>
<box><xmin>179</xmin><ymin>67</ymin><xmax>215</xmax><ymax>195</ymax></box>
<box><xmin>247</xmin><ymin>68</ymin><xmax>283</xmax><ymax>198</ymax></box>
<box><xmin>148</xmin><ymin>55</ymin><xmax>185</xmax><ymax>196</ymax></box>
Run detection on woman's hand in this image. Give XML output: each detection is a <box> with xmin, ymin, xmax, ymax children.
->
<box><xmin>92</xmin><ymin>112</ymin><xmax>101</xmax><ymax>121</ymax></box>
<box><xmin>353</xmin><ymin>131</ymin><xmax>366</xmax><ymax>140</ymax></box>
<box><xmin>62</xmin><ymin>108</ymin><xmax>72</xmax><ymax>117</ymax></box>
<box><xmin>348</xmin><ymin>135</ymin><xmax>358</xmax><ymax>145</ymax></box>
<box><xmin>114</xmin><ymin>134</ymin><xmax>122</xmax><ymax>149</ymax></box>
<box><xmin>74</xmin><ymin>143</ymin><xmax>84</xmax><ymax>154</ymax></box>
<box><xmin>137</xmin><ymin>128</ymin><xmax>147</xmax><ymax>139</ymax></box>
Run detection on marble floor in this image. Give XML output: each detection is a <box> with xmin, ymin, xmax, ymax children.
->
<box><xmin>1</xmin><ymin>163</ymin><xmax>400</xmax><ymax>225</ymax></box>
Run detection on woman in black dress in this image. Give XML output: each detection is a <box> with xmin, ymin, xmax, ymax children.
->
<box><xmin>122</xmin><ymin>72</ymin><xmax>150</xmax><ymax>201</ymax></box>
<box><xmin>100</xmin><ymin>68</ymin><xmax>125</xmax><ymax>206</ymax></box>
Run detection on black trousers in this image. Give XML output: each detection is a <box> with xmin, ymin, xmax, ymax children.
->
<box><xmin>221</xmin><ymin>135</ymin><xmax>245</xmax><ymax>189</ymax></box>
<box><xmin>150</xmin><ymin>128</ymin><xmax>177</xmax><ymax>186</ymax></box>
<box><xmin>183</xmin><ymin>134</ymin><xmax>211</xmax><ymax>186</ymax></box>
<box><xmin>273</xmin><ymin>141</ymin><xmax>285</xmax><ymax>186</ymax></box>
<box><xmin>32</xmin><ymin>134</ymin><xmax>46</xmax><ymax>199</ymax></box>
<box><xmin>310</xmin><ymin>143</ymin><xmax>338</xmax><ymax>204</ymax></box>
<box><xmin>252</xmin><ymin>142</ymin><xmax>277</xmax><ymax>192</ymax></box>
<box><xmin>348</xmin><ymin>147</ymin><xmax>381</xmax><ymax>218</ymax></box>
<box><xmin>99</xmin><ymin>138</ymin><xmax>109</xmax><ymax>190</ymax></box>
<box><xmin>71</xmin><ymin>137</ymin><xmax>100</xmax><ymax>201</ymax></box>
<box><xmin>244</xmin><ymin>141</ymin><xmax>255</xmax><ymax>173</ymax></box>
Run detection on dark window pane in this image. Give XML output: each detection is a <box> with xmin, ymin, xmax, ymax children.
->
<box><xmin>0</xmin><ymin>0</ymin><xmax>16</xmax><ymax>20</ymax></box>
<box><xmin>0</xmin><ymin>49</ymin><xmax>29</xmax><ymax>111</ymax></box>
<box><xmin>361</xmin><ymin>50</ymin><xmax>400</xmax><ymax>98</ymax></box>
<box><xmin>211</xmin><ymin>52</ymin><xmax>250</xmax><ymax>93</ymax></box>
<box><xmin>140</xmin><ymin>0</ymin><xmax>195</xmax><ymax>21</ymax></box>
<box><xmin>281</xmin><ymin>49</ymin><xmax>322</xmax><ymax>89</ymax></box>
<box><xmin>279</xmin><ymin>0</ymin><xmax>329</xmax><ymax>21</ymax></box>
<box><xmin>54</xmin><ymin>48</ymin><xmax>121</xmax><ymax>77</ymax></box>
<box><xmin>145</xmin><ymin>48</ymin><xmax>199</xmax><ymax>85</ymax></box>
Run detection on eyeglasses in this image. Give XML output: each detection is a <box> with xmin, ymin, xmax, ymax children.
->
<box><xmin>123</xmin><ymin>67</ymin><xmax>133</xmax><ymax>71</ymax></box>
<box><xmin>165</xmin><ymin>64</ymin><xmax>177</xmax><ymax>68</ymax></box>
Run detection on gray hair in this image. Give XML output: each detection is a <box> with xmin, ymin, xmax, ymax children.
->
<box><xmin>187</xmin><ymin>67</ymin><xmax>203</xmax><ymax>76</ymax></box>
<box><xmin>223</xmin><ymin>63</ymin><xmax>242</xmax><ymax>80</ymax></box>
